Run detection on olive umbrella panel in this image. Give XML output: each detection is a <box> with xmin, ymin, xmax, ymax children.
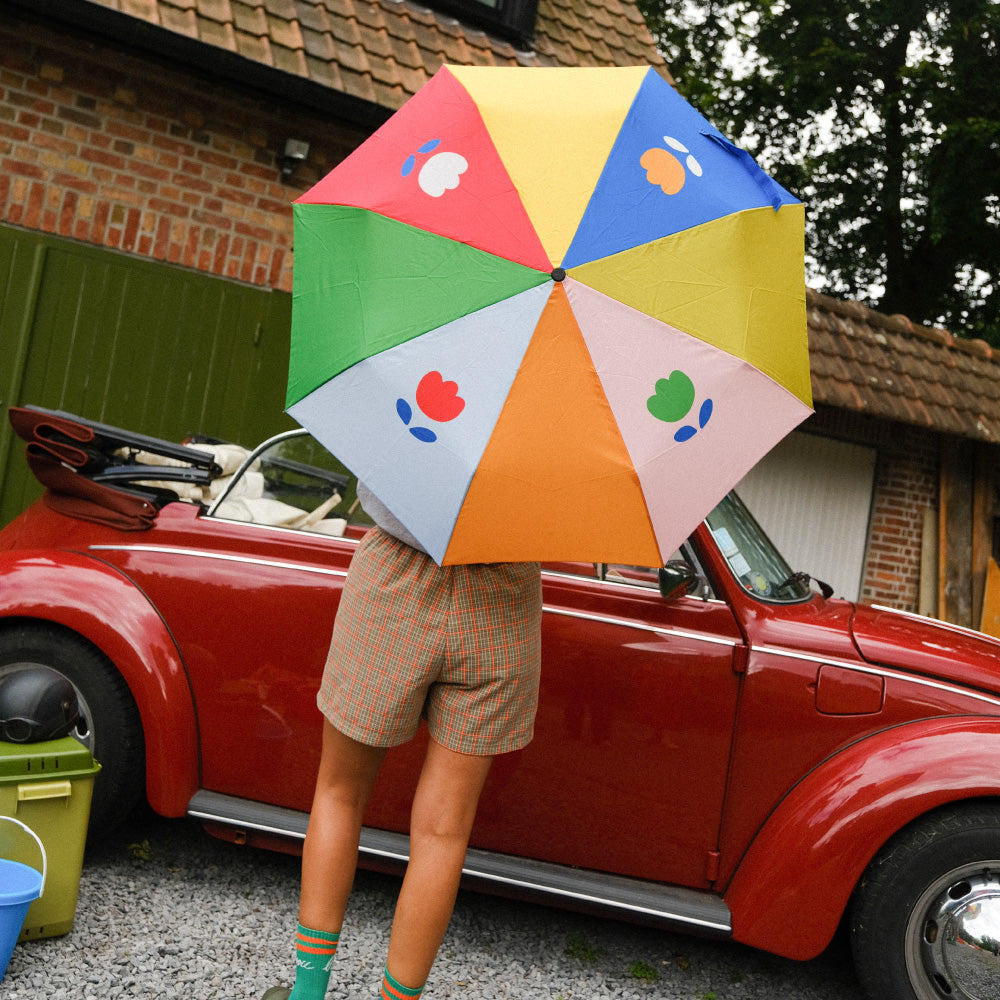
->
<box><xmin>288</xmin><ymin>65</ymin><xmax>811</xmax><ymax>566</ymax></box>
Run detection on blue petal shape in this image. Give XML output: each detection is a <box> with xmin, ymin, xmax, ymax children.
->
<box><xmin>409</xmin><ymin>426</ymin><xmax>437</xmax><ymax>443</ymax></box>
<box><xmin>674</xmin><ymin>425</ymin><xmax>697</xmax><ymax>443</ymax></box>
<box><xmin>401</xmin><ymin>155</ymin><xmax>415</xmax><ymax>177</ymax></box>
<box><xmin>417</xmin><ymin>139</ymin><xmax>441</xmax><ymax>154</ymax></box>
<box><xmin>699</xmin><ymin>398</ymin><xmax>714</xmax><ymax>428</ymax></box>
<box><xmin>396</xmin><ymin>398</ymin><xmax>412</xmax><ymax>424</ymax></box>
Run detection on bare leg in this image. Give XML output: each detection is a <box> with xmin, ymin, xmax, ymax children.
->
<box><xmin>384</xmin><ymin>737</ymin><xmax>494</xmax><ymax>988</ymax></box>
<box><xmin>298</xmin><ymin>719</ymin><xmax>388</xmax><ymax>930</ymax></box>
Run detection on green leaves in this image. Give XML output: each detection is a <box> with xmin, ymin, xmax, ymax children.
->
<box><xmin>635</xmin><ymin>0</ymin><xmax>1000</xmax><ymax>342</ymax></box>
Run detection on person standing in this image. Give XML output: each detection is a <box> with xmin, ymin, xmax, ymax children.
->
<box><xmin>263</xmin><ymin>486</ymin><xmax>543</xmax><ymax>1000</ymax></box>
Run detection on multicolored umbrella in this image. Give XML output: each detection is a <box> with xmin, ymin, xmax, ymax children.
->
<box><xmin>287</xmin><ymin>65</ymin><xmax>811</xmax><ymax>566</ymax></box>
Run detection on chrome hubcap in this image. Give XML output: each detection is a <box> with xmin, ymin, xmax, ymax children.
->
<box><xmin>907</xmin><ymin>863</ymin><xmax>1000</xmax><ymax>999</ymax></box>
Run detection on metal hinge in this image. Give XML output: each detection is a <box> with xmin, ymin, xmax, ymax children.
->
<box><xmin>731</xmin><ymin>645</ymin><xmax>749</xmax><ymax>673</ymax></box>
<box><xmin>705</xmin><ymin>849</ymin><xmax>721</xmax><ymax>883</ymax></box>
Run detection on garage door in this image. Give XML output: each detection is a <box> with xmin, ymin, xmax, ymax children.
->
<box><xmin>0</xmin><ymin>226</ymin><xmax>293</xmax><ymax>526</ymax></box>
<box><xmin>735</xmin><ymin>431</ymin><xmax>877</xmax><ymax>601</ymax></box>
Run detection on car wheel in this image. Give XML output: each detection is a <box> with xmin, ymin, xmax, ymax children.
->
<box><xmin>850</xmin><ymin>803</ymin><xmax>1000</xmax><ymax>1000</ymax></box>
<box><xmin>0</xmin><ymin>623</ymin><xmax>145</xmax><ymax>838</ymax></box>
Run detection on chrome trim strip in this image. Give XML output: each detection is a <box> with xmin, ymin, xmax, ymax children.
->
<box><xmin>187</xmin><ymin>790</ymin><xmax>731</xmax><ymax>934</ymax></box>
<box><xmin>754</xmin><ymin>644</ymin><xmax>1000</xmax><ymax>710</ymax></box>
<box><xmin>88</xmin><ymin>544</ymin><xmax>350</xmax><ymax>579</ymax></box>
<box><xmin>543</xmin><ymin>606</ymin><xmax>738</xmax><ymax>648</ymax></box>
<box><xmin>91</xmin><ymin>545</ymin><xmax>733</xmax><ymax>647</ymax></box>
<box><xmin>872</xmin><ymin>604</ymin><xmax>1000</xmax><ymax>646</ymax></box>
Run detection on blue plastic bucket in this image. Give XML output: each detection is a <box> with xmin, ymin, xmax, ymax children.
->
<box><xmin>0</xmin><ymin>818</ymin><xmax>45</xmax><ymax>982</ymax></box>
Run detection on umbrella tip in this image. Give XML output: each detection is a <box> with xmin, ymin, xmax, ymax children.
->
<box><xmin>551</xmin><ymin>267</ymin><xmax>566</xmax><ymax>282</ymax></box>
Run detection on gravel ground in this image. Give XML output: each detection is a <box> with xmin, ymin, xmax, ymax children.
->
<box><xmin>3</xmin><ymin>807</ymin><xmax>867</xmax><ymax>1000</ymax></box>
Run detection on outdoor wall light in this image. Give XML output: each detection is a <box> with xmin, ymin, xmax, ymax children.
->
<box><xmin>278</xmin><ymin>138</ymin><xmax>310</xmax><ymax>180</ymax></box>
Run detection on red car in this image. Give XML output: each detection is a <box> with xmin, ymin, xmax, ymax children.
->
<box><xmin>2</xmin><ymin>404</ymin><xmax>999</xmax><ymax>1000</ymax></box>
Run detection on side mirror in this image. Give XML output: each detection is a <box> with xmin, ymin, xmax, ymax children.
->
<box><xmin>658</xmin><ymin>560</ymin><xmax>698</xmax><ymax>602</ymax></box>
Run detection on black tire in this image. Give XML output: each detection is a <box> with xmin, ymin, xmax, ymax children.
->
<box><xmin>0</xmin><ymin>622</ymin><xmax>145</xmax><ymax>838</ymax></box>
<box><xmin>850</xmin><ymin>802</ymin><xmax>1000</xmax><ymax>1000</ymax></box>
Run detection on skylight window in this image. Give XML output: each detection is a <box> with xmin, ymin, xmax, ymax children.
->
<box><xmin>430</xmin><ymin>0</ymin><xmax>539</xmax><ymax>45</ymax></box>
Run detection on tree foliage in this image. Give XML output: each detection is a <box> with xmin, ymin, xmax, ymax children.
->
<box><xmin>637</xmin><ymin>0</ymin><xmax>1000</xmax><ymax>342</ymax></box>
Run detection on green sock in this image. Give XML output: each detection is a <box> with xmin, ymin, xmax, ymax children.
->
<box><xmin>380</xmin><ymin>965</ymin><xmax>424</xmax><ymax>1000</ymax></box>
<box><xmin>287</xmin><ymin>923</ymin><xmax>339</xmax><ymax>1000</ymax></box>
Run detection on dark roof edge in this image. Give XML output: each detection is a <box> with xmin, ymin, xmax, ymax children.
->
<box><xmin>807</xmin><ymin>286</ymin><xmax>997</xmax><ymax>364</ymax></box>
<box><xmin>9</xmin><ymin>0</ymin><xmax>393</xmax><ymax>131</ymax></box>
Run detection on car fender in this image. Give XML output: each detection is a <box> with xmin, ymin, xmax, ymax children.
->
<box><xmin>723</xmin><ymin>716</ymin><xmax>1000</xmax><ymax>961</ymax></box>
<box><xmin>0</xmin><ymin>550</ymin><xmax>199</xmax><ymax>816</ymax></box>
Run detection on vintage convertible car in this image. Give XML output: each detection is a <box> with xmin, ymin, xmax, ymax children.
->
<box><xmin>1</xmin><ymin>404</ymin><xmax>999</xmax><ymax>1000</ymax></box>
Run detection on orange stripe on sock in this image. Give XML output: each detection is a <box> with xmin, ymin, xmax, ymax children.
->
<box><xmin>381</xmin><ymin>978</ymin><xmax>419</xmax><ymax>1000</ymax></box>
<box><xmin>296</xmin><ymin>932</ymin><xmax>339</xmax><ymax>946</ymax></box>
<box><xmin>297</xmin><ymin>943</ymin><xmax>339</xmax><ymax>955</ymax></box>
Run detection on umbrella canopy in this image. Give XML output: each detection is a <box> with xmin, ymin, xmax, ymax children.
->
<box><xmin>288</xmin><ymin>65</ymin><xmax>811</xmax><ymax>566</ymax></box>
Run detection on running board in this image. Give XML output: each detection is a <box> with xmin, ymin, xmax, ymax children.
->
<box><xmin>187</xmin><ymin>789</ymin><xmax>731</xmax><ymax>937</ymax></box>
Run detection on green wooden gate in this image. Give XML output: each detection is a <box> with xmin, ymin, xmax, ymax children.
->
<box><xmin>0</xmin><ymin>225</ymin><xmax>294</xmax><ymax>526</ymax></box>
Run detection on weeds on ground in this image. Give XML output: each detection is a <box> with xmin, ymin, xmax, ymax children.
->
<box><xmin>565</xmin><ymin>934</ymin><xmax>601</xmax><ymax>963</ymax></box>
<box><xmin>627</xmin><ymin>960</ymin><xmax>660</xmax><ymax>982</ymax></box>
<box><xmin>126</xmin><ymin>838</ymin><xmax>152</xmax><ymax>862</ymax></box>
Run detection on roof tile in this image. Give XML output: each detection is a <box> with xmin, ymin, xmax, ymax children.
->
<box><xmin>231</xmin><ymin>1</ymin><xmax>268</xmax><ymax>33</ymax></box>
<box><xmin>196</xmin><ymin>12</ymin><xmax>237</xmax><ymax>45</ymax></box>
<box><xmin>196</xmin><ymin>0</ymin><xmax>234</xmax><ymax>22</ymax></box>
<box><xmin>102</xmin><ymin>0</ymin><xmax>668</xmax><ymax>106</ymax></box>
<box><xmin>356</xmin><ymin>22</ymin><xmax>393</xmax><ymax>57</ymax></box>
<box><xmin>269</xmin><ymin>43</ymin><xmax>309</xmax><ymax>74</ymax></box>
<box><xmin>160</xmin><ymin>5</ymin><xmax>199</xmax><ymax>35</ymax></box>
<box><xmin>304</xmin><ymin>52</ymin><xmax>344</xmax><ymax>87</ymax></box>
<box><xmin>295</xmin><ymin>2</ymin><xmax>334</xmax><ymax>32</ymax></box>
<box><xmin>332</xmin><ymin>35</ymin><xmax>372</xmax><ymax>71</ymax></box>
<box><xmin>807</xmin><ymin>288</ymin><xmax>1000</xmax><ymax>442</ymax></box>
<box><xmin>263</xmin><ymin>0</ymin><xmax>297</xmax><ymax>17</ymax></box>
<box><xmin>265</xmin><ymin>9</ymin><xmax>304</xmax><ymax>48</ymax></box>
<box><xmin>120</xmin><ymin>0</ymin><xmax>162</xmax><ymax>19</ymax></box>
<box><xmin>233</xmin><ymin>28</ymin><xmax>272</xmax><ymax>59</ymax></box>
<box><xmin>302</xmin><ymin>26</ymin><xmax>337</xmax><ymax>59</ymax></box>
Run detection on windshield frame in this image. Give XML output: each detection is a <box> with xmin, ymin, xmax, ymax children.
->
<box><xmin>704</xmin><ymin>492</ymin><xmax>814</xmax><ymax>604</ymax></box>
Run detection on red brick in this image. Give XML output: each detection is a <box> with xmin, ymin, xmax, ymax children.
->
<box><xmin>24</xmin><ymin>180</ymin><xmax>44</xmax><ymax>227</ymax></box>
<box><xmin>1</xmin><ymin>156</ymin><xmax>43</xmax><ymax>178</ymax></box>
<box><xmin>153</xmin><ymin>215</ymin><xmax>171</xmax><ymax>259</ymax></box>
<box><xmin>51</xmin><ymin>173</ymin><xmax>98</xmax><ymax>194</ymax></box>
<box><xmin>213</xmin><ymin>232</ymin><xmax>230</xmax><ymax>272</ymax></box>
<box><xmin>58</xmin><ymin>189</ymin><xmax>78</xmax><ymax>235</ymax></box>
<box><xmin>82</xmin><ymin>147</ymin><xmax>126</xmax><ymax>169</ymax></box>
<box><xmin>123</xmin><ymin>206</ymin><xmax>141</xmax><ymax>249</ymax></box>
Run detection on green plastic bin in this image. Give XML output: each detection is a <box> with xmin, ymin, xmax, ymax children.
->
<box><xmin>0</xmin><ymin>737</ymin><xmax>100</xmax><ymax>940</ymax></box>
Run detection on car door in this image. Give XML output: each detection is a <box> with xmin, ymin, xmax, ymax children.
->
<box><xmin>366</xmin><ymin>554</ymin><xmax>746</xmax><ymax>890</ymax></box>
<box><xmin>90</xmin><ymin>501</ymin><xmax>360</xmax><ymax>812</ymax></box>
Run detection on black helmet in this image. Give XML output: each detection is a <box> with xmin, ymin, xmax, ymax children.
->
<box><xmin>0</xmin><ymin>667</ymin><xmax>80</xmax><ymax>743</ymax></box>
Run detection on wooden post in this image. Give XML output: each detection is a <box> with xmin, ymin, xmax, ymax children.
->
<box><xmin>972</xmin><ymin>443</ymin><xmax>994</xmax><ymax>630</ymax></box>
<box><xmin>939</xmin><ymin>439</ymin><xmax>974</xmax><ymax>628</ymax></box>
<box><xmin>919</xmin><ymin>506</ymin><xmax>937</xmax><ymax>617</ymax></box>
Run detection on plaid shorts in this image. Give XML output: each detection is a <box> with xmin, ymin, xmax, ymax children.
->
<box><xmin>318</xmin><ymin>526</ymin><xmax>543</xmax><ymax>755</ymax></box>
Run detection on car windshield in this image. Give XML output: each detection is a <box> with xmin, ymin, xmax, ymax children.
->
<box><xmin>706</xmin><ymin>493</ymin><xmax>813</xmax><ymax>603</ymax></box>
<box><xmin>207</xmin><ymin>430</ymin><xmax>369</xmax><ymax>536</ymax></box>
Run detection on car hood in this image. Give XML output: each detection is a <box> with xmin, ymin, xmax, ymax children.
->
<box><xmin>851</xmin><ymin>603</ymin><xmax>1000</xmax><ymax>693</ymax></box>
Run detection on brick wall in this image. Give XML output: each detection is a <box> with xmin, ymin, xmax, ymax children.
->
<box><xmin>0</xmin><ymin>16</ymin><xmax>367</xmax><ymax>292</ymax></box>
<box><xmin>861</xmin><ymin>430</ymin><xmax>939</xmax><ymax>610</ymax></box>
<box><xmin>808</xmin><ymin>407</ymin><xmax>939</xmax><ymax>612</ymax></box>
